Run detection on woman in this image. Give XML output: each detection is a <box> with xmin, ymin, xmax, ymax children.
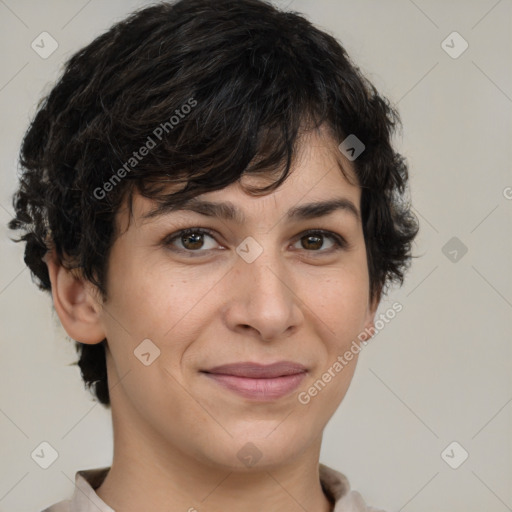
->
<box><xmin>9</xmin><ymin>1</ymin><xmax>419</xmax><ymax>510</ymax></box>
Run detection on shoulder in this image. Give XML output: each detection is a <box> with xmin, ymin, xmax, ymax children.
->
<box><xmin>319</xmin><ymin>463</ymin><xmax>387</xmax><ymax>512</ymax></box>
<box><xmin>334</xmin><ymin>490</ymin><xmax>388</xmax><ymax>512</ymax></box>
<box><xmin>39</xmin><ymin>466</ymin><xmax>111</xmax><ymax>512</ymax></box>
<box><xmin>40</xmin><ymin>498</ymin><xmax>71</xmax><ymax>512</ymax></box>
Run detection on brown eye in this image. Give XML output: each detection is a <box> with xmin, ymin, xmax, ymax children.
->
<box><xmin>293</xmin><ymin>230</ymin><xmax>347</xmax><ymax>253</ymax></box>
<box><xmin>301</xmin><ymin>233</ymin><xmax>324</xmax><ymax>250</ymax></box>
<box><xmin>164</xmin><ymin>228</ymin><xmax>219</xmax><ymax>253</ymax></box>
<box><xmin>181</xmin><ymin>232</ymin><xmax>205</xmax><ymax>250</ymax></box>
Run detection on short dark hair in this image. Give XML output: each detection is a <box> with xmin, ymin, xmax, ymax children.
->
<box><xmin>8</xmin><ymin>0</ymin><xmax>419</xmax><ymax>406</ymax></box>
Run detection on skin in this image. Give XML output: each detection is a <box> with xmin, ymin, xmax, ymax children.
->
<box><xmin>46</xmin><ymin>127</ymin><xmax>380</xmax><ymax>512</ymax></box>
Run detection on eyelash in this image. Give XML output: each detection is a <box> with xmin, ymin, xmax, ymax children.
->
<box><xmin>163</xmin><ymin>227</ymin><xmax>349</xmax><ymax>256</ymax></box>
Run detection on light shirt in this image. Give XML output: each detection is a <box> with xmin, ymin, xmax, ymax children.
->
<box><xmin>41</xmin><ymin>464</ymin><xmax>386</xmax><ymax>512</ymax></box>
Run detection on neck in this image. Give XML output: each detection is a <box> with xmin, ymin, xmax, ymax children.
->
<box><xmin>96</xmin><ymin>410</ymin><xmax>333</xmax><ymax>512</ymax></box>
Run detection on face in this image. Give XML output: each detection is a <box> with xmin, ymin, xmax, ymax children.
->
<box><xmin>91</xmin><ymin>128</ymin><xmax>378</xmax><ymax>470</ymax></box>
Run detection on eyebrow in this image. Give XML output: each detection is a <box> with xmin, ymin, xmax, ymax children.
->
<box><xmin>141</xmin><ymin>197</ymin><xmax>360</xmax><ymax>224</ymax></box>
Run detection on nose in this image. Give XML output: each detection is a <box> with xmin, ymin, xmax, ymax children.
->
<box><xmin>222</xmin><ymin>246</ymin><xmax>304</xmax><ymax>341</ymax></box>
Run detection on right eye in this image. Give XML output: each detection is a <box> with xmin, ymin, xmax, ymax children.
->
<box><xmin>163</xmin><ymin>227</ymin><xmax>223</xmax><ymax>255</ymax></box>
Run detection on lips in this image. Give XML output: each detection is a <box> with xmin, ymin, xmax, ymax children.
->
<box><xmin>201</xmin><ymin>361</ymin><xmax>308</xmax><ymax>400</ymax></box>
<box><xmin>204</xmin><ymin>361</ymin><xmax>308</xmax><ymax>378</ymax></box>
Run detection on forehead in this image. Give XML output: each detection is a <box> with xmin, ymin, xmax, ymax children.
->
<box><xmin>118</xmin><ymin>127</ymin><xmax>360</xmax><ymax>232</ymax></box>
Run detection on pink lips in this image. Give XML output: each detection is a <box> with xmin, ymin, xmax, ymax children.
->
<box><xmin>202</xmin><ymin>362</ymin><xmax>307</xmax><ymax>401</ymax></box>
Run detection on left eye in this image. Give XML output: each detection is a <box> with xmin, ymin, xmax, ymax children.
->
<box><xmin>163</xmin><ymin>228</ymin><xmax>347</xmax><ymax>254</ymax></box>
<box><xmin>293</xmin><ymin>230</ymin><xmax>345</xmax><ymax>252</ymax></box>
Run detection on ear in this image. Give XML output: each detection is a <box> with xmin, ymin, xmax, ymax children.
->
<box><xmin>359</xmin><ymin>291</ymin><xmax>380</xmax><ymax>343</ymax></box>
<box><xmin>44</xmin><ymin>249</ymin><xmax>106</xmax><ymax>344</ymax></box>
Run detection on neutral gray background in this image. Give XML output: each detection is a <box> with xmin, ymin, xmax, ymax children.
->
<box><xmin>1</xmin><ymin>1</ymin><xmax>511</xmax><ymax>511</ymax></box>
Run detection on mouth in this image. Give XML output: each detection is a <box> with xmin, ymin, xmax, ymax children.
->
<box><xmin>200</xmin><ymin>361</ymin><xmax>308</xmax><ymax>401</ymax></box>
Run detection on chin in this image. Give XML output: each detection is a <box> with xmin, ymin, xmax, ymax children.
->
<box><xmin>196</xmin><ymin>420</ymin><xmax>319</xmax><ymax>471</ymax></box>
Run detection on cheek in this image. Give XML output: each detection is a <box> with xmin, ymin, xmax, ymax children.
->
<box><xmin>306</xmin><ymin>266</ymin><xmax>370</xmax><ymax>339</ymax></box>
<box><xmin>106</xmin><ymin>255</ymin><xmax>218</xmax><ymax>339</ymax></box>
<box><xmin>295</xmin><ymin>351</ymin><xmax>358</xmax><ymax>434</ymax></box>
<box><xmin>102</xmin><ymin>261</ymin><xmax>229</xmax><ymax>399</ymax></box>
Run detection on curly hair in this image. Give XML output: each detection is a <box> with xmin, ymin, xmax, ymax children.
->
<box><xmin>8</xmin><ymin>0</ymin><xmax>419</xmax><ymax>407</ymax></box>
